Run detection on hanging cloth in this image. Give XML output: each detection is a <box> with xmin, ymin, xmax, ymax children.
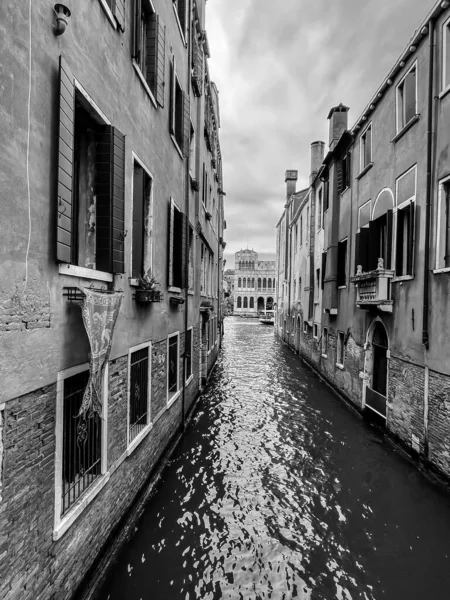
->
<box><xmin>78</xmin><ymin>287</ymin><xmax>123</xmax><ymax>417</ymax></box>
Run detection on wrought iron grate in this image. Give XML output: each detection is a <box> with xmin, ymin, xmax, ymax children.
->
<box><xmin>129</xmin><ymin>347</ymin><xmax>149</xmax><ymax>441</ymax></box>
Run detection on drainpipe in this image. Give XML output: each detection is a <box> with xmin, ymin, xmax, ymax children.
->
<box><xmin>182</xmin><ymin>0</ymin><xmax>193</xmax><ymax>431</ymax></box>
<box><xmin>422</xmin><ymin>19</ymin><xmax>435</xmax><ymax>350</ymax></box>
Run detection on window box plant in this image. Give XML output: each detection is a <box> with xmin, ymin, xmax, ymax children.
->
<box><xmin>134</xmin><ymin>271</ymin><xmax>162</xmax><ymax>303</ymax></box>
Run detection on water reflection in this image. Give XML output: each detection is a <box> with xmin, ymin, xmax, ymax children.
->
<box><xmin>96</xmin><ymin>317</ymin><xmax>450</xmax><ymax>600</ymax></box>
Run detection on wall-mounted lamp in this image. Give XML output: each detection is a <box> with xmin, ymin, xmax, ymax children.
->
<box><xmin>53</xmin><ymin>4</ymin><xmax>71</xmax><ymax>36</ymax></box>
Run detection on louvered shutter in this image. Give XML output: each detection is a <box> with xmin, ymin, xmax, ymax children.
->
<box><xmin>156</xmin><ymin>16</ymin><xmax>165</xmax><ymax>107</ymax></box>
<box><xmin>359</xmin><ymin>227</ymin><xmax>370</xmax><ymax>272</ymax></box>
<box><xmin>336</xmin><ymin>160</ymin><xmax>344</xmax><ymax>194</ymax></box>
<box><xmin>95</xmin><ymin>126</ymin><xmax>126</xmax><ymax>273</ymax></box>
<box><xmin>323</xmin><ymin>179</ymin><xmax>329</xmax><ymax>211</ymax></box>
<box><xmin>386</xmin><ymin>209</ymin><xmax>393</xmax><ymax>269</ymax></box>
<box><xmin>192</xmin><ymin>34</ymin><xmax>203</xmax><ymax>97</ymax></box>
<box><xmin>180</xmin><ymin>212</ymin><xmax>187</xmax><ymax>288</ymax></box>
<box><xmin>368</xmin><ymin>220</ymin><xmax>378</xmax><ymax>271</ymax></box>
<box><xmin>354</xmin><ymin>232</ymin><xmax>360</xmax><ymax>274</ymax></box>
<box><xmin>177</xmin><ymin>0</ymin><xmax>186</xmax><ymax>34</ymax></box>
<box><xmin>169</xmin><ymin>59</ymin><xmax>175</xmax><ymax>135</ymax></box>
<box><xmin>115</xmin><ymin>0</ymin><xmax>125</xmax><ymax>31</ymax></box>
<box><xmin>57</xmin><ymin>57</ymin><xmax>75</xmax><ymax>264</ymax></box>
<box><xmin>133</xmin><ymin>0</ymin><xmax>142</xmax><ymax>61</ymax></box>
<box><xmin>321</xmin><ymin>252</ymin><xmax>327</xmax><ymax>289</ymax></box>
<box><xmin>407</xmin><ymin>201</ymin><xmax>415</xmax><ymax>275</ymax></box>
<box><xmin>182</xmin><ymin>91</ymin><xmax>190</xmax><ymax>158</ymax></box>
<box><xmin>168</xmin><ymin>199</ymin><xmax>175</xmax><ymax>287</ymax></box>
<box><xmin>146</xmin><ymin>14</ymin><xmax>157</xmax><ymax>92</ymax></box>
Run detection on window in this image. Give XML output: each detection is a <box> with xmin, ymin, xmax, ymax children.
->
<box><xmin>132</xmin><ymin>0</ymin><xmax>165</xmax><ymax>106</ymax></box>
<box><xmin>396</xmin><ymin>64</ymin><xmax>417</xmax><ymax>132</ymax></box>
<box><xmin>314</xmin><ymin>323</ymin><xmax>318</xmax><ymax>339</ymax></box>
<box><xmin>170</xmin><ymin>59</ymin><xmax>189</xmax><ymax>155</ymax></box>
<box><xmin>56</xmin><ymin>60</ymin><xmax>126</xmax><ymax>274</ymax></box>
<box><xmin>258</xmin><ymin>278</ymin><xmax>261</xmax><ymax>289</ymax></box>
<box><xmin>395</xmin><ymin>166</ymin><xmax>416</xmax><ymax>277</ymax></box>
<box><xmin>300</xmin><ymin>217</ymin><xmax>303</xmax><ymax>246</ymax></box>
<box><xmin>243</xmin><ymin>297</ymin><xmax>248</xmax><ymax>309</ymax></box>
<box><xmin>360</xmin><ymin>124</ymin><xmax>372</xmax><ymax>171</ymax></box>
<box><xmin>252</xmin><ymin>278</ymin><xmax>255</xmax><ymax>288</ymax></box>
<box><xmin>436</xmin><ymin>177</ymin><xmax>450</xmax><ymax>269</ymax></box>
<box><xmin>167</xmin><ymin>333</ymin><xmax>180</xmax><ymax>401</ymax></box>
<box><xmin>340</xmin><ymin>153</ymin><xmax>351</xmax><ymax>192</ymax></box>
<box><xmin>443</xmin><ymin>17</ymin><xmax>450</xmax><ymax>91</ymax></box>
<box><xmin>132</xmin><ymin>161</ymin><xmax>153</xmax><ymax>278</ymax></box>
<box><xmin>263</xmin><ymin>278</ymin><xmax>267</xmax><ymax>289</ymax></box>
<box><xmin>189</xmin><ymin>121</ymin><xmax>196</xmax><ymax>176</ymax></box>
<box><xmin>303</xmin><ymin>321</ymin><xmax>308</xmax><ymax>334</ymax></box>
<box><xmin>238</xmin><ymin>277</ymin><xmax>242</xmax><ymax>288</ymax></box>
<box><xmin>173</xmin><ymin>0</ymin><xmax>187</xmax><ymax>38</ymax></box>
<box><xmin>337</xmin><ymin>239</ymin><xmax>348</xmax><ymax>287</ymax></box>
<box><xmin>316</xmin><ymin>268</ymin><xmax>320</xmax><ymax>298</ymax></box>
<box><xmin>294</xmin><ymin>224</ymin><xmax>298</xmax><ymax>252</ymax></box>
<box><xmin>337</xmin><ymin>331</ymin><xmax>345</xmax><ymax>366</ymax></box>
<box><xmin>306</xmin><ymin>207</ymin><xmax>310</xmax><ymax>242</ymax></box>
<box><xmin>185</xmin><ymin>327</ymin><xmax>193</xmax><ymax>382</ymax></box>
<box><xmin>128</xmin><ymin>343</ymin><xmax>151</xmax><ymax>443</ymax></box>
<box><xmin>317</xmin><ymin>188</ymin><xmax>323</xmax><ymax>230</ymax></box>
<box><xmin>323</xmin><ymin>178</ymin><xmax>330</xmax><ymax>211</ymax></box>
<box><xmin>268</xmin><ymin>278</ymin><xmax>272</xmax><ymax>289</ymax></box>
<box><xmin>237</xmin><ymin>296</ymin><xmax>242</xmax><ymax>308</ymax></box>
<box><xmin>250</xmin><ymin>297</ymin><xmax>254</xmax><ymax>309</ymax></box>
<box><xmin>188</xmin><ymin>226</ymin><xmax>194</xmax><ymax>291</ymax></box>
<box><xmin>322</xmin><ymin>327</ymin><xmax>328</xmax><ymax>356</ymax></box>
<box><xmin>168</xmin><ymin>199</ymin><xmax>187</xmax><ymax>289</ymax></box>
<box><xmin>101</xmin><ymin>0</ymin><xmax>125</xmax><ymax>31</ymax></box>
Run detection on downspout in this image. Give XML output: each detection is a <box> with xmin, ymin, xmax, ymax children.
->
<box><xmin>422</xmin><ymin>18</ymin><xmax>435</xmax><ymax>350</ymax></box>
<box><xmin>182</xmin><ymin>0</ymin><xmax>193</xmax><ymax>431</ymax></box>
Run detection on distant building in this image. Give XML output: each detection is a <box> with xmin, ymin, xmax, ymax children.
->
<box><xmin>275</xmin><ymin>0</ymin><xmax>450</xmax><ymax>483</ymax></box>
<box><xmin>234</xmin><ymin>250</ymin><xmax>276</xmax><ymax>316</ymax></box>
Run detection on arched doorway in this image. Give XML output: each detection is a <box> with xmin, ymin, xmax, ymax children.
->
<box><xmin>266</xmin><ymin>297</ymin><xmax>273</xmax><ymax>310</ymax></box>
<box><xmin>243</xmin><ymin>297</ymin><xmax>248</xmax><ymax>309</ymax></box>
<box><xmin>249</xmin><ymin>297</ymin><xmax>254</xmax><ymax>309</ymax></box>
<box><xmin>237</xmin><ymin>296</ymin><xmax>242</xmax><ymax>309</ymax></box>
<box><xmin>257</xmin><ymin>297</ymin><xmax>265</xmax><ymax>311</ymax></box>
<box><xmin>364</xmin><ymin>319</ymin><xmax>389</xmax><ymax>419</ymax></box>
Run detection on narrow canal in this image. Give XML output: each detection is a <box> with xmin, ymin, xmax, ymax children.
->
<box><xmin>94</xmin><ymin>317</ymin><xmax>450</xmax><ymax>600</ymax></box>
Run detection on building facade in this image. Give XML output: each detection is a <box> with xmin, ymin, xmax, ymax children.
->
<box><xmin>233</xmin><ymin>250</ymin><xmax>276</xmax><ymax>316</ymax></box>
<box><xmin>276</xmin><ymin>0</ymin><xmax>450</xmax><ymax>482</ymax></box>
<box><xmin>0</xmin><ymin>1</ymin><xmax>225</xmax><ymax>598</ymax></box>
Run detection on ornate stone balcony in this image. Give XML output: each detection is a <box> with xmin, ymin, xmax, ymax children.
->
<box><xmin>350</xmin><ymin>259</ymin><xmax>394</xmax><ymax>313</ymax></box>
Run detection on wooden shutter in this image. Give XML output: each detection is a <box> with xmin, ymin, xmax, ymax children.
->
<box><xmin>155</xmin><ymin>16</ymin><xmax>165</xmax><ymax>107</ymax></box>
<box><xmin>133</xmin><ymin>0</ymin><xmax>142</xmax><ymax>61</ymax></box>
<box><xmin>169</xmin><ymin>59</ymin><xmax>175</xmax><ymax>135</ymax></box>
<box><xmin>323</xmin><ymin>179</ymin><xmax>329</xmax><ymax>211</ymax></box>
<box><xmin>321</xmin><ymin>252</ymin><xmax>327</xmax><ymax>289</ymax></box>
<box><xmin>146</xmin><ymin>13</ymin><xmax>157</xmax><ymax>93</ymax></box>
<box><xmin>407</xmin><ymin>201</ymin><xmax>415</xmax><ymax>275</ymax></box>
<box><xmin>354</xmin><ymin>232</ymin><xmax>360</xmax><ymax>274</ymax></box>
<box><xmin>57</xmin><ymin>56</ymin><xmax>75</xmax><ymax>264</ymax></box>
<box><xmin>96</xmin><ymin>126</ymin><xmax>126</xmax><ymax>273</ymax></box>
<box><xmin>168</xmin><ymin>199</ymin><xmax>175</xmax><ymax>287</ymax></box>
<box><xmin>368</xmin><ymin>220</ymin><xmax>378</xmax><ymax>271</ymax></box>
<box><xmin>386</xmin><ymin>209</ymin><xmax>393</xmax><ymax>269</ymax></box>
<box><xmin>192</xmin><ymin>34</ymin><xmax>203</xmax><ymax>97</ymax></box>
<box><xmin>182</xmin><ymin>91</ymin><xmax>190</xmax><ymax>158</ymax></box>
<box><xmin>177</xmin><ymin>0</ymin><xmax>186</xmax><ymax>34</ymax></box>
<box><xmin>132</xmin><ymin>164</ymin><xmax>144</xmax><ymax>278</ymax></box>
<box><xmin>359</xmin><ymin>227</ymin><xmax>370</xmax><ymax>272</ymax></box>
<box><xmin>404</xmin><ymin>70</ymin><xmax>416</xmax><ymax>125</ymax></box>
<box><xmin>115</xmin><ymin>0</ymin><xmax>125</xmax><ymax>31</ymax></box>
<box><xmin>336</xmin><ymin>160</ymin><xmax>343</xmax><ymax>194</ymax></box>
<box><xmin>180</xmin><ymin>212</ymin><xmax>187</xmax><ymax>288</ymax></box>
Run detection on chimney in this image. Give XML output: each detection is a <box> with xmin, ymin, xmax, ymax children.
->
<box><xmin>328</xmin><ymin>104</ymin><xmax>349</xmax><ymax>151</ymax></box>
<box><xmin>285</xmin><ymin>170</ymin><xmax>298</xmax><ymax>200</ymax></box>
<box><xmin>310</xmin><ymin>141</ymin><xmax>325</xmax><ymax>184</ymax></box>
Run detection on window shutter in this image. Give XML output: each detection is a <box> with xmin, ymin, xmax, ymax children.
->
<box><xmin>146</xmin><ymin>13</ymin><xmax>157</xmax><ymax>92</ymax></box>
<box><xmin>178</xmin><ymin>0</ymin><xmax>186</xmax><ymax>34</ymax></box>
<box><xmin>192</xmin><ymin>34</ymin><xmax>203</xmax><ymax>97</ymax></box>
<box><xmin>169</xmin><ymin>59</ymin><xmax>175</xmax><ymax>135</ymax></box>
<box><xmin>182</xmin><ymin>91</ymin><xmax>190</xmax><ymax>158</ymax></box>
<box><xmin>368</xmin><ymin>220</ymin><xmax>378</xmax><ymax>271</ymax></box>
<box><xmin>168</xmin><ymin>199</ymin><xmax>175</xmax><ymax>287</ymax></box>
<box><xmin>386</xmin><ymin>209</ymin><xmax>393</xmax><ymax>269</ymax></box>
<box><xmin>404</xmin><ymin>70</ymin><xmax>416</xmax><ymax>124</ymax></box>
<box><xmin>323</xmin><ymin>179</ymin><xmax>329</xmax><ymax>211</ymax></box>
<box><xmin>115</xmin><ymin>0</ymin><xmax>125</xmax><ymax>32</ymax></box>
<box><xmin>156</xmin><ymin>16</ymin><xmax>165</xmax><ymax>107</ymax></box>
<box><xmin>95</xmin><ymin>126</ymin><xmax>126</xmax><ymax>273</ymax></box>
<box><xmin>359</xmin><ymin>227</ymin><xmax>370</xmax><ymax>272</ymax></box>
<box><xmin>354</xmin><ymin>232</ymin><xmax>360</xmax><ymax>274</ymax></box>
<box><xmin>407</xmin><ymin>201</ymin><xmax>415</xmax><ymax>275</ymax></box>
<box><xmin>321</xmin><ymin>252</ymin><xmax>327</xmax><ymax>289</ymax></box>
<box><xmin>336</xmin><ymin>160</ymin><xmax>343</xmax><ymax>194</ymax></box>
<box><xmin>133</xmin><ymin>0</ymin><xmax>142</xmax><ymax>61</ymax></box>
<box><xmin>57</xmin><ymin>56</ymin><xmax>75</xmax><ymax>264</ymax></box>
<box><xmin>180</xmin><ymin>212</ymin><xmax>187</xmax><ymax>289</ymax></box>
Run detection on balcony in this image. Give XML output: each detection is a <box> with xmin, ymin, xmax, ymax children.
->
<box><xmin>350</xmin><ymin>262</ymin><xmax>394</xmax><ymax>313</ymax></box>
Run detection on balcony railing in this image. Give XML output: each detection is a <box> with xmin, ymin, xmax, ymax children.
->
<box><xmin>350</xmin><ymin>261</ymin><xmax>394</xmax><ymax>313</ymax></box>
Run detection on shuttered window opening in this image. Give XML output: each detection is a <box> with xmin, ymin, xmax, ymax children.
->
<box><xmin>62</xmin><ymin>370</ymin><xmax>102</xmax><ymax>516</ymax></box>
<box><xmin>437</xmin><ymin>179</ymin><xmax>450</xmax><ymax>269</ymax></box>
<box><xmin>397</xmin><ymin>65</ymin><xmax>417</xmax><ymax>132</ymax></box>
<box><xmin>56</xmin><ymin>57</ymin><xmax>125</xmax><ymax>273</ymax></box>
<box><xmin>360</xmin><ymin>124</ymin><xmax>372</xmax><ymax>171</ymax></box>
<box><xmin>168</xmin><ymin>333</ymin><xmax>180</xmax><ymax>398</ymax></box>
<box><xmin>132</xmin><ymin>163</ymin><xmax>152</xmax><ymax>279</ymax></box>
<box><xmin>192</xmin><ymin>31</ymin><xmax>204</xmax><ymax>97</ymax></box>
<box><xmin>129</xmin><ymin>346</ymin><xmax>150</xmax><ymax>442</ymax></box>
<box><xmin>169</xmin><ymin>60</ymin><xmax>190</xmax><ymax>155</ymax></box>
<box><xmin>185</xmin><ymin>328</ymin><xmax>193</xmax><ymax>381</ymax></box>
<box><xmin>342</xmin><ymin>153</ymin><xmax>351</xmax><ymax>191</ymax></box>
<box><xmin>337</xmin><ymin>239</ymin><xmax>348</xmax><ymax>286</ymax></box>
<box><xmin>395</xmin><ymin>202</ymin><xmax>415</xmax><ymax>276</ymax></box>
<box><xmin>168</xmin><ymin>199</ymin><xmax>187</xmax><ymax>289</ymax></box>
<box><xmin>173</xmin><ymin>0</ymin><xmax>187</xmax><ymax>38</ymax></box>
<box><xmin>133</xmin><ymin>0</ymin><xmax>165</xmax><ymax>107</ymax></box>
<box><xmin>103</xmin><ymin>0</ymin><xmax>125</xmax><ymax>31</ymax></box>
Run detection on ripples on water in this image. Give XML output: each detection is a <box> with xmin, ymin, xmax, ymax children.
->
<box><xmin>96</xmin><ymin>318</ymin><xmax>450</xmax><ymax>600</ymax></box>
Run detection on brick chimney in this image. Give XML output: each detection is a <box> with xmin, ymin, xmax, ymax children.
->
<box><xmin>285</xmin><ymin>170</ymin><xmax>298</xmax><ymax>200</ymax></box>
<box><xmin>310</xmin><ymin>141</ymin><xmax>325</xmax><ymax>184</ymax></box>
<box><xmin>328</xmin><ymin>104</ymin><xmax>349</xmax><ymax>151</ymax></box>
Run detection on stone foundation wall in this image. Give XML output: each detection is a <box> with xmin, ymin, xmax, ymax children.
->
<box><xmin>428</xmin><ymin>369</ymin><xmax>450</xmax><ymax>476</ymax></box>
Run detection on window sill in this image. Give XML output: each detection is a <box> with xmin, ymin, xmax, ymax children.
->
<box><xmin>439</xmin><ymin>85</ymin><xmax>450</xmax><ymax>100</ymax></box>
<box><xmin>132</xmin><ymin>61</ymin><xmax>158</xmax><ymax>109</ymax></box>
<box><xmin>58</xmin><ymin>264</ymin><xmax>113</xmax><ymax>283</ymax></box>
<box><xmin>391</xmin><ymin>114</ymin><xmax>420</xmax><ymax>143</ymax></box>
<box><xmin>188</xmin><ymin>290</ymin><xmax>194</xmax><ymax>296</ymax></box>
<box><xmin>336</xmin><ymin>363</ymin><xmax>345</xmax><ymax>370</ymax></box>
<box><xmin>433</xmin><ymin>267</ymin><xmax>450</xmax><ymax>274</ymax></box>
<box><xmin>338</xmin><ymin>285</ymin><xmax>347</xmax><ymax>290</ymax></box>
<box><xmin>340</xmin><ymin>186</ymin><xmax>350</xmax><ymax>196</ymax></box>
<box><xmin>98</xmin><ymin>0</ymin><xmax>117</xmax><ymax>29</ymax></box>
<box><xmin>168</xmin><ymin>286</ymin><xmax>182</xmax><ymax>294</ymax></box>
<box><xmin>167</xmin><ymin>389</ymin><xmax>181</xmax><ymax>409</ymax></box>
<box><xmin>127</xmin><ymin>423</ymin><xmax>153</xmax><ymax>457</ymax></box>
<box><xmin>129</xmin><ymin>278</ymin><xmax>139</xmax><ymax>287</ymax></box>
<box><xmin>321</xmin><ymin>353</ymin><xmax>328</xmax><ymax>359</ymax></box>
<box><xmin>186</xmin><ymin>374</ymin><xmax>193</xmax><ymax>386</ymax></box>
<box><xmin>172</xmin><ymin>4</ymin><xmax>187</xmax><ymax>46</ymax></box>
<box><xmin>356</xmin><ymin>162</ymin><xmax>374</xmax><ymax>180</ymax></box>
<box><xmin>171</xmin><ymin>135</ymin><xmax>184</xmax><ymax>159</ymax></box>
<box><xmin>392</xmin><ymin>274</ymin><xmax>414</xmax><ymax>283</ymax></box>
<box><xmin>53</xmin><ymin>472</ymin><xmax>110</xmax><ymax>541</ymax></box>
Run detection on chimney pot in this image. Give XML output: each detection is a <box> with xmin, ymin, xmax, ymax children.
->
<box><xmin>327</xmin><ymin>103</ymin><xmax>349</xmax><ymax>151</ymax></box>
<box><xmin>310</xmin><ymin>141</ymin><xmax>325</xmax><ymax>184</ymax></box>
<box><xmin>285</xmin><ymin>170</ymin><xmax>298</xmax><ymax>199</ymax></box>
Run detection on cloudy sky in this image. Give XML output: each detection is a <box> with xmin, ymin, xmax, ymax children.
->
<box><xmin>205</xmin><ymin>0</ymin><xmax>432</xmax><ymax>267</ymax></box>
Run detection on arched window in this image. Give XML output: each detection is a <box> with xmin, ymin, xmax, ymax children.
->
<box><xmin>243</xmin><ymin>297</ymin><xmax>248</xmax><ymax>308</ymax></box>
<box><xmin>263</xmin><ymin>278</ymin><xmax>267</xmax><ymax>289</ymax></box>
<box><xmin>268</xmin><ymin>278</ymin><xmax>272</xmax><ymax>289</ymax></box>
<box><xmin>243</xmin><ymin>278</ymin><xmax>247</xmax><ymax>288</ymax></box>
<box><xmin>273</xmin><ymin>278</ymin><xmax>276</xmax><ymax>289</ymax></box>
<box><xmin>250</xmin><ymin>297</ymin><xmax>254</xmax><ymax>309</ymax></box>
<box><xmin>252</xmin><ymin>278</ymin><xmax>255</xmax><ymax>288</ymax></box>
<box><xmin>237</xmin><ymin>297</ymin><xmax>242</xmax><ymax>308</ymax></box>
<box><xmin>238</xmin><ymin>278</ymin><xmax>242</xmax><ymax>288</ymax></box>
<box><xmin>258</xmin><ymin>278</ymin><xmax>261</xmax><ymax>289</ymax></box>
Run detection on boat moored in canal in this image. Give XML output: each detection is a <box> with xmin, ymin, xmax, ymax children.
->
<box><xmin>259</xmin><ymin>310</ymin><xmax>274</xmax><ymax>325</ymax></box>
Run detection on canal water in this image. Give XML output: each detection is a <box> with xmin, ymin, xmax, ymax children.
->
<box><xmin>94</xmin><ymin>317</ymin><xmax>450</xmax><ymax>600</ymax></box>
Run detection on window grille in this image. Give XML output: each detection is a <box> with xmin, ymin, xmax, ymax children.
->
<box><xmin>168</xmin><ymin>335</ymin><xmax>179</xmax><ymax>395</ymax></box>
<box><xmin>129</xmin><ymin>347</ymin><xmax>149</xmax><ymax>441</ymax></box>
<box><xmin>185</xmin><ymin>329</ymin><xmax>192</xmax><ymax>380</ymax></box>
<box><xmin>62</xmin><ymin>370</ymin><xmax>101</xmax><ymax>515</ymax></box>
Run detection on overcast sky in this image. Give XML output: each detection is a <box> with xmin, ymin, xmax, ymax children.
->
<box><xmin>205</xmin><ymin>0</ymin><xmax>432</xmax><ymax>268</ymax></box>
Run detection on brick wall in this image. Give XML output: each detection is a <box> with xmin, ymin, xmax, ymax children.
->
<box><xmin>108</xmin><ymin>356</ymin><xmax>128</xmax><ymax>467</ymax></box>
<box><xmin>428</xmin><ymin>369</ymin><xmax>450</xmax><ymax>475</ymax></box>
<box><xmin>0</xmin><ymin>281</ymin><xmax>51</xmax><ymax>332</ymax></box>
